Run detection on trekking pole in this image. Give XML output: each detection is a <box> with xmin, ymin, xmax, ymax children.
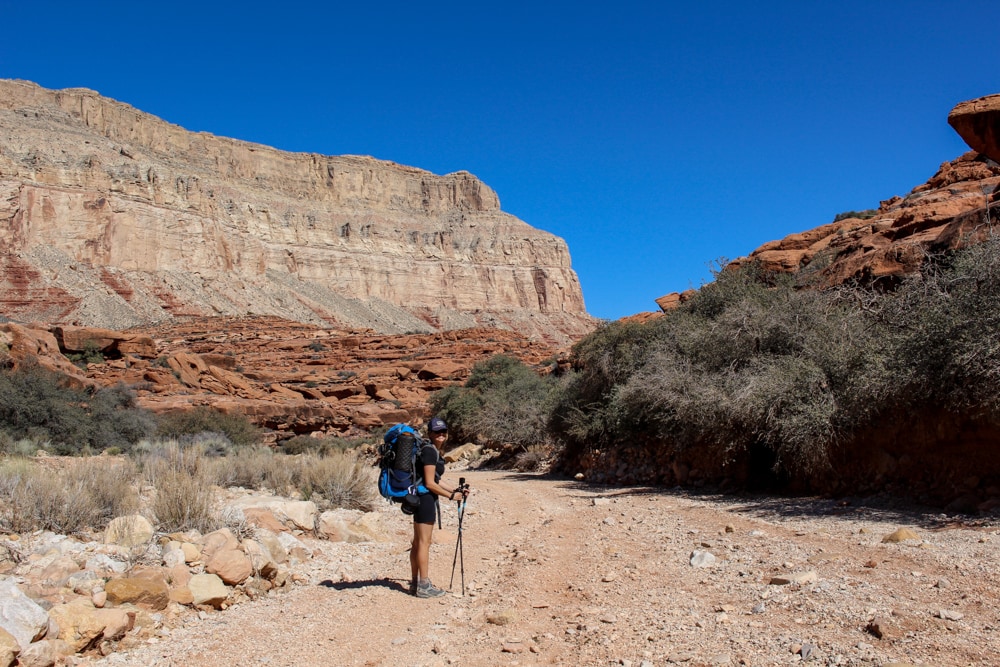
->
<box><xmin>449</xmin><ymin>477</ymin><xmax>468</xmax><ymax>595</ymax></box>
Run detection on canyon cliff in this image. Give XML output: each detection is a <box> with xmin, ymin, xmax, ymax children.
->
<box><xmin>0</xmin><ymin>79</ymin><xmax>592</xmax><ymax>343</ymax></box>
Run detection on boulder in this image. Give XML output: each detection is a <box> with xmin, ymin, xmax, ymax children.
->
<box><xmin>200</xmin><ymin>528</ymin><xmax>240</xmax><ymax>561</ymax></box>
<box><xmin>242</xmin><ymin>540</ymin><xmax>279</xmax><ymax>580</ymax></box>
<box><xmin>47</xmin><ymin>599</ymin><xmax>132</xmax><ymax>652</ymax></box>
<box><xmin>229</xmin><ymin>498</ymin><xmax>317</xmax><ymax>532</ymax></box>
<box><xmin>948</xmin><ymin>93</ymin><xmax>1000</xmax><ymax>163</ymax></box>
<box><xmin>0</xmin><ymin>578</ymin><xmax>49</xmax><ymax>649</ymax></box>
<box><xmin>205</xmin><ymin>548</ymin><xmax>253</xmax><ymax>586</ymax></box>
<box><xmin>50</xmin><ymin>325</ymin><xmax>156</xmax><ymax>358</ymax></box>
<box><xmin>0</xmin><ymin>627</ymin><xmax>18</xmax><ymax>667</ymax></box>
<box><xmin>16</xmin><ymin>638</ymin><xmax>74</xmax><ymax>667</ymax></box>
<box><xmin>316</xmin><ymin>510</ymin><xmax>384</xmax><ymax>543</ymax></box>
<box><xmin>104</xmin><ymin>515</ymin><xmax>154</xmax><ymax>548</ymax></box>
<box><xmin>188</xmin><ymin>574</ymin><xmax>229</xmax><ymax>608</ymax></box>
<box><xmin>104</xmin><ymin>576</ymin><xmax>170</xmax><ymax>610</ymax></box>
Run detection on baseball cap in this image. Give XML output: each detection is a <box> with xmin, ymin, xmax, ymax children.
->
<box><xmin>428</xmin><ymin>417</ymin><xmax>448</xmax><ymax>432</ymax></box>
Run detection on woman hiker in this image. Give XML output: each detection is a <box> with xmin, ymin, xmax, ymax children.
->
<box><xmin>410</xmin><ymin>417</ymin><xmax>469</xmax><ymax>598</ymax></box>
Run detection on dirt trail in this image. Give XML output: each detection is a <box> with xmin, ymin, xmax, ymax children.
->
<box><xmin>97</xmin><ymin>471</ymin><xmax>999</xmax><ymax>667</ymax></box>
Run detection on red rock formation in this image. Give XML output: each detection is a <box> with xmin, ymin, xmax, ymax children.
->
<box><xmin>0</xmin><ymin>316</ymin><xmax>562</xmax><ymax>440</ymax></box>
<box><xmin>948</xmin><ymin>93</ymin><xmax>1000</xmax><ymax>163</ymax></box>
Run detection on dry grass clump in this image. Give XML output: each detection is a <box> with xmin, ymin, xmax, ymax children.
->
<box><xmin>138</xmin><ymin>442</ymin><xmax>220</xmax><ymax>533</ymax></box>
<box><xmin>296</xmin><ymin>451</ymin><xmax>377</xmax><ymax>512</ymax></box>
<box><xmin>0</xmin><ymin>457</ymin><xmax>139</xmax><ymax>534</ymax></box>
<box><xmin>207</xmin><ymin>446</ymin><xmax>295</xmax><ymax>496</ymax></box>
<box><xmin>513</xmin><ymin>445</ymin><xmax>551</xmax><ymax>472</ymax></box>
<box><xmin>0</xmin><ymin>436</ymin><xmax>380</xmax><ymax>537</ymax></box>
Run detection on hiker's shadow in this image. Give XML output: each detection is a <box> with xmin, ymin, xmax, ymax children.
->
<box><xmin>319</xmin><ymin>578</ymin><xmax>408</xmax><ymax>593</ymax></box>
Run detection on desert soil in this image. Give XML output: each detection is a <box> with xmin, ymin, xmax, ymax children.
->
<box><xmin>90</xmin><ymin>469</ymin><xmax>998</xmax><ymax>667</ymax></box>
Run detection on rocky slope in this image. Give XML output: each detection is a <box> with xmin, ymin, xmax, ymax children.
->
<box><xmin>0</xmin><ymin>317</ymin><xmax>564</xmax><ymax>439</ymax></box>
<box><xmin>0</xmin><ymin>79</ymin><xmax>592</xmax><ymax>344</ymax></box>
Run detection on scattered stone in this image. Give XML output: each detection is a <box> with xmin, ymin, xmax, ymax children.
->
<box><xmin>104</xmin><ymin>577</ymin><xmax>170</xmax><ymax>611</ymax></box>
<box><xmin>501</xmin><ymin>642</ymin><xmax>525</xmax><ymax>654</ymax></box>
<box><xmin>188</xmin><ymin>574</ymin><xmax>229</xmax><ymax>609</ymax></box>
<box><xmin>751</xmin><ymin>602</ymin><xmax>766</xmax><ymax>614</ymax></box>
<box><xmin>486</xmin><ymin>610</ymin><xmax>518</xmax><ymax>626</ymax></box>
<box><xmin>769</xmin><ymin>570</ymin><xmax>818</xmax><ymax>586</ymax></box>
<box><xmin>689</xmin><ymin>550</ymin><xmax>717</xmax><ymax>568</ymax></box>
<box><xmin>881</xmin><ymin>528</ymin><xmax>919</xmax><ymax>543</ymax></box>
<box><xmin>865</xmin><ymin>617</ymin><xmax>891</xmax><ymax>639</ymax></box>
<box><xmin>935</xmin><ymin>609</ymin><xmax>965</xmax><ymax>621</ymax></box>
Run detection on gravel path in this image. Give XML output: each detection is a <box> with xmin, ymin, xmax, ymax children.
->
<box><xmin>89</xmin><ymin>470</ymin><xmax>999</xmax><ymax>667</ymax></box>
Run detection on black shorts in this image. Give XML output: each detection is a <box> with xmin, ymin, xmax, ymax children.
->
<box><xmin>413</xmin><ymin>493</ymin><xmax>437</xmax><ymax>525</ymax></box>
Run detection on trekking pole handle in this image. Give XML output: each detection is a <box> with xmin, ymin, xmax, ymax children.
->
<box><xmin>456</xmin><ymin>477</ymin><xmax>470</xmax><ymax>501</ymax></box>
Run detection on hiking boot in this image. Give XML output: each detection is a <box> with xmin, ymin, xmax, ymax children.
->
<box><xmin>408</xmin><ymin>580</ymin><xmax>417</xmax><ymax>596</ymax></box>
<box><xmin>415</xmin><ymin>580</ymin><xmax>447</xmax><ymax>598</ymax></box>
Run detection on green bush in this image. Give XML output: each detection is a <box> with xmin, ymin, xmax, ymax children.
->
<box><xmin>431</xmin><ymin>355</ymin><xmax>565</xmax><ymax>449</ymax></box>
<box><xmin>833</xmin><ymin>209</ymin><xmax>878</xmax><ymax>222</ymax></box>
<box><xmin>156</xmin><ymin>407</ymin><xmax>262</xmax><ymax>448</ymax></box>
<box><xmin>0</xmin><ymin>367</ymin><xmax>155</xmax><ymax>454</ymax></box>
<box><xmin>553</xmin><ymin>238</ymin><xmax>1000</xmax><ymax>486</ymax></box>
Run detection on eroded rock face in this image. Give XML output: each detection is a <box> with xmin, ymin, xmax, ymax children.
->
<box><xmin>0</xmin><ymin>79</ymin><xmax>592</xmax><ymax>343</ymax></box>
<box><xmin>948</xmin><ymin>93</ymin><xmax>1000</xmax><ymax>163</ymax></box>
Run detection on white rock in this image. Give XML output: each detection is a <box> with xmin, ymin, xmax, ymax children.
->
<box><xmin>690</xmin><ymin>550</ymin><xmax>717</xmax><ymax>568</ymax></box>
<box><xmin>0</xmin><ymin>577</ymin><xmax>49</xmax><ymax>649</ymax></box>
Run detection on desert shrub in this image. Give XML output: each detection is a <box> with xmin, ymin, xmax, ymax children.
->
<box><xmin>833</xmin><ymin>209</ymin><xmax>878</xmax><ymax>222</ymax></box>
<box><xmin>280</xmin><ymin>434</ymin><xmax>365</xmax><ymax>456</ymax></box>
<box><xmin>875</xmin><ymin>237</ymin><xmax>1000</xmax><ymax>413</ymax></box>
<box><xmin>66</xmin><ymin>340</ymin><xmax>106</xmax><ymax>368</ymax></box>
<box><xmin>85</xmin><ymin>383</ymin><xmax>158</xmax><ymax>452</ymax></box>
<box><xmin>156</xmin><ymin>407</ymin><xmax>261</xmax><ymax>448</ymax></box>
<box><xmin>208</xmin><ymin>446</ymin><xmax>287</xmax><ymax>493</ymax></box>
<box><xmin>0</xmin><ymin>367</ymin><xmax>154</xmax><ymax>454</ymax></box>
<box><xmin>556</xmin><ymin>260</ymin><xmax>887</xmax><ymax>477</ymax></box>
<box><xmin>0</xmin><ymin>457</ymin><xmax>139</xmax><ymax>533</ymax></box>
<box><xmin>139</xmin><ymin>442</ymin><xmax>220</xmax><ymax>533</ymax></box>
<box><xmin>513</xmin><ymin>445</ymin><xmax>551</xmax><ymax>472</ymax></box>
<box><xmin>431</xmin><ymin>355</ymin><xmax>565</xmax><ymax>449</ymax></box>
<box><xmin>297</xmin><ymin>451</ymin><xmax>376</xmax><ymax>511</ymax></box>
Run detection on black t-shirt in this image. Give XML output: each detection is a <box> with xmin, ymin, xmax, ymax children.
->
<box><xmin>419</xmin><ymin>444</ymin><xmax>444</xmax><ymax>484</ymax></box>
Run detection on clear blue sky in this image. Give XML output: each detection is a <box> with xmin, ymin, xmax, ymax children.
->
<box><xmin>3</xmin><ymin>1</ymin><xmax>998</xmax><ymax>320</ymax></box>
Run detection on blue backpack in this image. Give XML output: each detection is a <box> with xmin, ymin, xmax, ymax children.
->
<box><xmin>378</xmin><ymin>424</ymin><xmax>430</xmax><ymax>503</ymax></box>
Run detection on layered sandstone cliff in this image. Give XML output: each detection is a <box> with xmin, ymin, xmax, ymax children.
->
<box><xmin>0</xmin><ymin>79</ymin><xmax>592</xmax><ymax>342</ymax></box>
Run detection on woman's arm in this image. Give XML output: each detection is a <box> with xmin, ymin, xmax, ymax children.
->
<box><xmin>422</xmin><ymin>463</ymin><xmax>456</xmax><ymax>499</ymax></box>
